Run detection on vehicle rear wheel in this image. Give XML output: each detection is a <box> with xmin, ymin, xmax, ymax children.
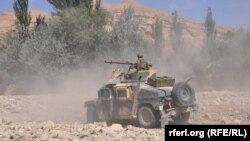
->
<box><xmin>86</xmin><ymin>106</ymin><xmax>99</xmax><ymax>123</ymax></box>
<box><xmin>137</xmin><ymin>106</ymin><xmax>157</xmax><ymax>128</ymax></box>
<box><xmin>174</xmin><ymin>112</ymin><xmax>190</xmax><ymax>123</ymax></box>
<box><xmin>106</xmin><ymin>120</ymin><xmax>113</xmax><ymax>126</ymax></box>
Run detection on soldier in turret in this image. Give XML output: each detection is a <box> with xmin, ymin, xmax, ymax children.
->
<box><xmin>135</xmin><ymin>54</ymin><xmax>150</xmax><ymax>71</ymax></box>
<box><xmin>125</xmin><ymin>54</ymin><xmax>151</xmax><ymax>79</ymax></box>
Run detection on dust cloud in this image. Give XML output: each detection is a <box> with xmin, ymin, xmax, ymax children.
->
<box><xmin>147</xmin><ymin>28</ymin><xmax>250</xmax><ymax>92</ymax></box>
<box><xmin>0</xmin><ymin>62</ymin><xmax>114</xmax><ymax>123</ymax></box>
<box><xmin>1</xmin><ymin>27</ymin><xmax>249</xmax><ymax>123</ymax></box>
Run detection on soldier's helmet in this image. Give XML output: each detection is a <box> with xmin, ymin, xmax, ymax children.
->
<box><xmin>137</xmin><ymin>53</ymin><xmax>143</xmax><ymax>58</ymax></box>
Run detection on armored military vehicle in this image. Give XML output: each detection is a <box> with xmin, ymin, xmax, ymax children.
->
<box><xmin>85</xmin><ymin>55</ymin><xmax>197</xmax><ymax>128</ymax></box>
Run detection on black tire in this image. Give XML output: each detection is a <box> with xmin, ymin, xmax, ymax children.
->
<box><xmin>137</xmin><ymin>106</ymin><xmax>157</xmax><ymax>128</ymax></box>
<box><xmin>172</xmin><ymin>82</ymin><xmax>195</xmax><ymax>107</ymax></box>
<box><xmin>106</xmin><ymin>120</ymin><xmax>113</xmax><ymax>126</ymax></box>
<box><xmin>86</xmin><ymin>106</ymin><xmax>99</xmax><ymax>123</ymax></box>
<box><xmin>174</xmin><ymin>112</ymin><xmax>191</xmax><ymax>123</ymax></box>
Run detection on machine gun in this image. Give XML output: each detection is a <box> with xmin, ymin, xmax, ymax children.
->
<box><xmin>104</xmin><ymin>60</ymin><xmax>152</xmax><ymax>70</ymax></box>
<box><xmin>104</xmin><ymin>61</ymin><xmax>135</xmax><ymax>66</ymax></box>
<box><xmin>105</xmin><ymin>59</ymin><xmax>153</xmax><ymax>81</ymax></box>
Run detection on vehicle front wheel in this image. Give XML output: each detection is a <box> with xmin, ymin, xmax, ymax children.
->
<box><xmin>86</xmin><ymin>106</ymin><xmax>99</xmax><ymax>123</ymax></box>
<box><xmin>137</xmin><ymin>106</ymin><xmax>158</xmax><ymax>128</ymax></box>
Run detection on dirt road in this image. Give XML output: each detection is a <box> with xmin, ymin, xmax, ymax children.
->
<box><xmin>0</xmin><ymin>91</ymin><xmax>249</xmax><ymax>140</ymax></box>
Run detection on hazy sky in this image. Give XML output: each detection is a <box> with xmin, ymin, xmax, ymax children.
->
<box><xmin>0</xmin><ymin>0</ymin><xmax>249</xmax><ymax>27</ymax></box>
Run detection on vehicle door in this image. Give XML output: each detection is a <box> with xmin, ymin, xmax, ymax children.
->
<box><xmin>97</xmin><ymin>88</ymin><xmax>113</xmax><ymax>119</ymax></box>
<box><xmin>115</xmin><ymin>87</ymin><xmax>133</xmax><ymax>117</ymax></box>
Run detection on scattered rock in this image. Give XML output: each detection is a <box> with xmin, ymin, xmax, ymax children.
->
<box><xmin>220</xmin><ymin>117</ymin><xmax>230</xmax><ymax>124</ymax></box>
<box><xmin>124</xmin><ymin>138</ymin><xmax>134</xmax><ymax>141</ymax></box>
<box><xmin>94</xmin><ymin>122</ymin><xmax>107</xmax><ymax>127</ymax></box>
<box><xmin>40</xmin><ymin>134</ymin><xmax>49</xmax><ymax>141</ymax></box>
<box><xmin>219</xmin><ymin>98</ymin><xmax>226</xmax><ymax>102</ymax></box>
<box><xmin>110</xmin><ymin>124</ymin><xmax>123</xmax><ymax>132</ymax></box>
<box><xmin>247</xmin><ymin>114</ymin><xmax>250</xmax><ymax>120</ymax></box>
<box><xmin>105</xmin><ymin>130</ymin><xmax>116</xmax><ymax>138</ymax></box>
<box><xmin>203</xmin><ymin>114</ymin><xmax>211</xmax><ymax>120</ymax></box>
<box><xmin>43</xmin><ymin>121</ymin><xmax>55</xmax><ymax>129</ymax></box>
<box><xmin>153</xmin><ymin>136</ymin><xmax>160</xmax><ymax>140</ymax></box>
<box><xmin>233</xmin><ymin>119</ymin><xmax>241</xmax><ymax>124</ymax></box>
<box><xmin>18</xmin><ymin>128</ymin><xmax>25</xmax><ymax>134</ymax></box>
<box><xmin>2</xmin><ymin>118</ymin><xmax>12</xmax><ymax>125</ymax></box>
<box><xmin>9</xmin><ymin>135</ymin><xmax>14</xmax><ymax>140</ymax></box>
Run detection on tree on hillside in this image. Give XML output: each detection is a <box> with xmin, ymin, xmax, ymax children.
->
<box><xmin>47</xmin><ymin>0</ymin><xmax>82</xmax><ymax>10</ymax></box>
<box><xmin>200</xmin><ymin>7</ymin><xmax>218</xmax><ymax>90</ymax></box>
<box><xmin>169</xmin><ymin>11</ymin><xmax>182</xmax><ymax>53</ymax></box>
<box><xmin>152</xmin><ymin>17</ymin><xmax>164</xmax><ymax>57</ymax></box>
<box><xmin>111</xmin><ymin>7</ymin><xmax>147</xmax><ymax>58</ymax></box>
<box><xmin>205</xmin><ymin>7</ymin><xmax>216</xmax><ymax>45</ymax></box>
<box><xmin>0</xmin><ymin>5</ymin><xmax>109</xmax><ymax>84</ymax></box>
<box><xmin>94</xmin><ymin>0</ymin><xmax>101</xmax><ymax>10</ymax></box>
<box><xmin>204</xmin><ymin>7</ymin><xmax>217</xmax><ymax>63</ymax></box>
<box><xmin>50</xmin><ymin>6</ymin><xmax>109</xmax><ymax>63</ymax></box>
<box><xmin>35</xmin><ymin>15</ymin><xmax>47</xmax><ymax>30</ymax></box>
<box><xmin>13</xmin><ymin>0</ymin><xmax>31</xmax><ymax>33</ymax></box>
<box><xmin>47</xmin><ymin>0</ymin><xmax>101</xmax><ymax>11</ymax></box>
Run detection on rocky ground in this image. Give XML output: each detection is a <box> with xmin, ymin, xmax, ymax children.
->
<box><xmin>190</xmin><ymin>91</ymin><xmax>250</xmax><ymax>124</ymax></box>
<box><xmin>0</xmin><ymin>91</ymin><xmax>249</xmax><ymax>140</ymax></box>
<box><xmin>0</xmin><ymin>121</ymin><xmax>164</xmax><ymax>141</ymax></box>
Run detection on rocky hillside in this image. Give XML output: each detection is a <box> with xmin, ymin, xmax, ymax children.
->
<box><xmin>0</xmin><ymin>0</ymin><xmax>230</xmax><ymax>51</ymax></box>
<box><xmin>103</xmin><ymin>0</ymin><xmax>230</xmax><ymax>52</ymax></box>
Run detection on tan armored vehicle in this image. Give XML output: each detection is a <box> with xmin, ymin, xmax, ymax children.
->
<box><xmin>85</xmin><ymin>55</ymin><xmax>197</xmax><ymax>128</ymax></box>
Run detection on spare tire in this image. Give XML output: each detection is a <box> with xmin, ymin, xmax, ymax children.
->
<box><xmin>172</xmin><ymin>82</ymin><xmax>195</xmax><ymax>107</ymax></box>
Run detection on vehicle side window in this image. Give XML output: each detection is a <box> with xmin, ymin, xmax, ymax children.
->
<box><xmin>117</xmin><ymin>89</ymin><xmax>127</xmax><ymax>98</ymax></box>
<box><xmin>98</xmin><ymin>89</ymin><xmax>111</xmax><ymax>98</ymax></box>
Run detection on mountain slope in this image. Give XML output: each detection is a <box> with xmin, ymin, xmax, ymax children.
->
<box><xmin>0</xmin><ymin>1</ymin><xmax>230</xmax><ymax>51</ymax></box>
<box><xmin>102</xmin><ymin>0</ymin><xmax>230</xmax><ymax>52</ymax></box>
